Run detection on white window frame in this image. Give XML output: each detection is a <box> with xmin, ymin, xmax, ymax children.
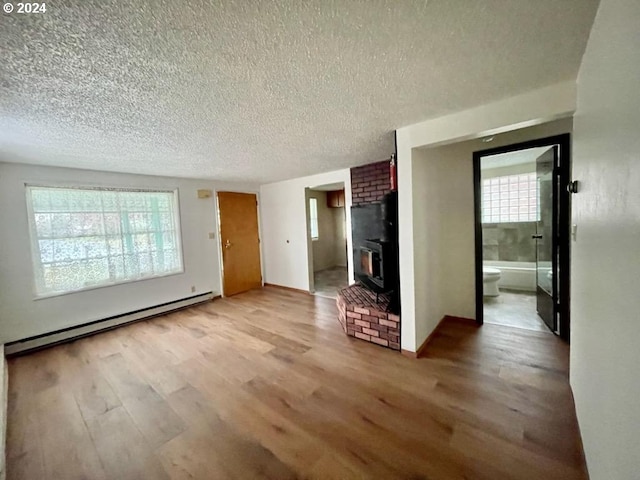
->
<box><xmin>25</xmin><ymin>184</ymin><xmax>185</xmax><ymax>299</ymax></box>
<box><xmin>309</xmin><ymin>197</ymin><xmax>319</xmax><ymax>241</ymax></box>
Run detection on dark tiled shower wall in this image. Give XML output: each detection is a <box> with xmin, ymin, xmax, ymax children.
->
<box><xmin>482</xmin><ymin>222</ymin><xmax>537</xmax><ymax>262</ymax></box>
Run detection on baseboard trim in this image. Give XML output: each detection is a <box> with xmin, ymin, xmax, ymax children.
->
<box><xmin>264</xmin><ymin>283</ymin><xmax>311</xmax><ymax>295</ymax></box>
<box><xmin>444</xmin><ymin>315</ymin><xmax>476</xmax><ymax>324</ymax></box>
<box><xmin>5</xmin><ymin>292</ymin><xmax>215</xmax><ymax>356</ymax></box>
<box><xmin>569</xmin><ymin>387</ymin><xmax>590</xmax><ymax>478</ymax></box>
<box><xmin>401</xmin><ymin>315</ymin><xmax>475</xmax><ymax>359</ymax></box>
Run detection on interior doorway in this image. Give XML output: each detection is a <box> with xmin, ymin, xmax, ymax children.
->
<box><xmin>306</xmin><ymin>183</ymin><xmax>349</xmax><ymax>298</ymax></box>
<box><xmin>473</xmin><ymin>134</ymin><xmax>571</xmax><ymax>340</ymax></box>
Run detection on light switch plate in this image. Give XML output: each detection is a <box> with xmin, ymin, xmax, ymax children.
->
<box><xmin>208</xmin><ymin>232</ymin><xmax>215</xmax><ymax>239</ymax></box>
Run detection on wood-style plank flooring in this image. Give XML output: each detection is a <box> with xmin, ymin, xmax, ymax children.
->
<box><xmin>7</xmin><ymin>287</ymin><xmax>587</xmax><ymax>479</ymax></box>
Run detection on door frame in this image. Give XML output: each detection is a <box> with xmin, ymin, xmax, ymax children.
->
<box><xmin>305</xmin><ymin>188</ymin><xmax>316</xmax><ymax>294</ymax></box>
<box><xmin>305</xmin><ymin>183</ymin><xmax>349</xmax><ymax>295</ymax></box>
<box><xmin>472</xmin><ymin>134</ymin><xmax>571</xmax><ymax>341</ymax></box>
<box><xmin>216</xmin><ymin>191</ymin><xmax>264</xmax><ymax>297</ymax></box>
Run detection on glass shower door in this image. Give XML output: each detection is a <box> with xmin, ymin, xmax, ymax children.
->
<box><xmin>534</xmin><ymin>147</ymin><xmax>558</xmax><ymax>332</ymax></box>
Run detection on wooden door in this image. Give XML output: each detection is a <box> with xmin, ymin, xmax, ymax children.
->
<box><xmin>217</xmin><ymin>192</ymin><xmax>262</xmax><ymax>296</ymax></box>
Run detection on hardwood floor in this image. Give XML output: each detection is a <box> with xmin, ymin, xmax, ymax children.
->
<box><xmin>7</xmin><ymin>287</ymin><xmax>587</xmax><ymax>479</ymax></box>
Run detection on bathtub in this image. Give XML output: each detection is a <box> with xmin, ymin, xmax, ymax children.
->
<box><xmin>483</xmin><ymin>260</ymin><xmax>536</xmax><ymax>292</ymax></box>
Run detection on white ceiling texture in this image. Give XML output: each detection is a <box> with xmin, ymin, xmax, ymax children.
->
<box><xmin>0</xmin><ymin>0</ymin><xmax>599</xmax><ymax>184</ymax></box>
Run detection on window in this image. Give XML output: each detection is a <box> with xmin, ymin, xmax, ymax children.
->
<box><xmin>309</xmin><ymin>197</ymin><xmax>319</xmax><ymax>240</ymax></box>
<box><xmin>26</xmin><ymin>185</ymin><xmax>184</xmax><ymax>297</ymax></box>
<box><xmin>481</xmin><ymin>173</ymin><xmax>538</xmax><ymax>223</ymax></box>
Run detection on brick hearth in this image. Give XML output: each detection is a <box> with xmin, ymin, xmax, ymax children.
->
<box><xmin>336</xmin><ymin>284</ymin><xmax>400</xmax><ymax>350</ymax></box>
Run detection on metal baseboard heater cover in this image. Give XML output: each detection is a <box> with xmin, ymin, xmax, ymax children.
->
<box><xmin>5</xmin><ymin>292</ymin><xmax>214</xmax><ymax>356</ymax></box>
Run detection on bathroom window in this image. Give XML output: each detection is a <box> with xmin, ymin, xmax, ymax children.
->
<box><xmin>26</xmin><ymin>185</ymin><xmax>184</xmax><ymax>297</ymax></box>
<box><xmin>481</xmin><ymin>173</ymin><xmax>538</xmax><ymax>223</ymax></box>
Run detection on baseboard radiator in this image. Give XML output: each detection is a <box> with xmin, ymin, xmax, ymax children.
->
<box><xmin>4</xmin><ymin>292</ymin><xmax>214</xmax><ymax>356</ymax></box>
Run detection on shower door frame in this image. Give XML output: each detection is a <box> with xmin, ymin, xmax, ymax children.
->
<box><xmin>472</xmin><ymin>134</ymin><xmax>572</xmax><ymax>342</ymax></box>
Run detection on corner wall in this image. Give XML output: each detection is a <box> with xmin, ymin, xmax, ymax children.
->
<box><xmin>410</xmin><ymin>149</ymin><xmax>446</xmax><ymax>342</ymax></box>
<box><xmin>259</xmin><ymin>169</ymin><xmax>353</xmax><ymax>291</ymax></box>
<box><xmin>570</xmin><ymin>0</ymin><xmax>640</xmax><ymax>477</ymax></box>
<box><xmin>0</xmin><ymin>349</ymin><xmax>5</xmax><ymax>480</ymax></box>
<box><xmin>401</xmin><ymin>118</ymin><xmax>572</xmax><ymax>351</ymax></box>
<box><xmin>309</xmin><ymin>190</ymin><xmax>343</xmax><ymax>272</ymax></box>
<box><xmin>0</xmin><ymin>162</ymin><xmax>257</xmax><ymax>343</ymax></box>
<box><xmin>397</xmin><ymin>81</ymin><xmax>577</xmax><ymax>351</ymax></box>
<box><xmin>332</xmin><ymin>207</ymin><xmax>348</xmax><ymax>267</ymax></box>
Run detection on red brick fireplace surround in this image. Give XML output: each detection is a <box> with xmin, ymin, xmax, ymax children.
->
<box><xmin>337</xmin><ymin>284</ymin><xmax>400</xmax><ymax>351</ymax></box>
<box><xmin>350</xmin><ymin>160</ymin><xmax>391</xmax><ymax>206</ymax></box>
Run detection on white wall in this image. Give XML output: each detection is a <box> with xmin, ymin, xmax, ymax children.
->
<box><xmin>570</xmin><ymin>0</ymin><xmax>640</xmax><ymax>477</ymax></box>
<box><xmin>417</xmin><ymin>143</ymin><xmax>478</xmax><ymax>328</ymax></box>
<box><xmin>260</xmin><ymin>169</ymin><xmax>353</xmax><ymax>291</ymax></box>
<box><xmin>402</xmin><ymin>119</ymin><xmax>572</xmax><ymax>351</ymax></box>
<box><xmin>0</xmin><ymin>162</ymin><xmax>257</xmax><ymax>343</ymax></box>
<box><xmin>410</xmin><ymin>149</ymin><xmax>446</xmax><ymax>343</ymax></box>
<box><xmin>397</xmin><ymin>82</ymin><xmax>577</xmax><ymax>351</ymax></box>
<box><xmin>0</xmin><ymin>349</ymin><xmax>5</xmax><ymax>480</ymax></box>
<box><xmin>332</xmin><ymin>207</ymin><xmax>348</xmax><ymax>267</ymax></box>
<box><xmin>309</xmin><ymin>190</ymin><xmax>341</xmax><ymax>272</ymax></box>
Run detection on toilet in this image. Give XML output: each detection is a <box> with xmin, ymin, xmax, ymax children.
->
<box><xmin>483</xmin><ymin>267</ymin><xmax>501</xmax><ymax>297</ymax></box>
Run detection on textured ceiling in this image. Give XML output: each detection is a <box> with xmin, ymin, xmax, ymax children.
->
<box><xmin>1</xmin><ymin>0</ymin><xmax>599</xmax><ymax>183</ymax></box>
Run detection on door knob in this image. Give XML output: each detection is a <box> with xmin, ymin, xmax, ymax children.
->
<box><xmin>531</xmin><ymin>234</ymin><xmax>543</xmax><ymax>239</ymax></box>
<box><xmin>567</xmin><ymin>180</ymin><xmax>580</xmax><ymax>194</ymax></box>
<box><xmin>224</xmin><ymin>239</ymin><xmax>233</xmax><ymax>249</ymax></box>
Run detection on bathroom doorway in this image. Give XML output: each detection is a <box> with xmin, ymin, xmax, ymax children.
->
<box><xmin>305</xmin><ymin>183</ymin><xmax>349</xmax><ymax>298</ymax></box>
<box><xmin>473</xmin><ymin>134</ymin><xmax>571</xmax><ymax>341</ymax></box>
